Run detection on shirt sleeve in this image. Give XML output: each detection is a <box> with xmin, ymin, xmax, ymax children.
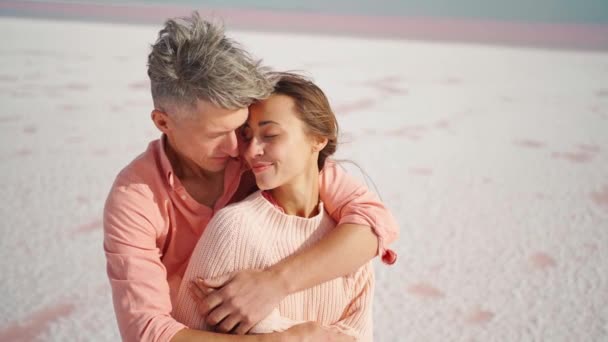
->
<box><xmin>103</xmin><ymin>180</ymin><xmax>186</xmax><ymax>342</ymax></box>
<box><xmin>318</xmin><ymin>159</ymin><xmax>399</xmax><ymax>265</ymax></box>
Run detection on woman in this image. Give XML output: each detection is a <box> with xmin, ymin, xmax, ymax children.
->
<box><xmin>173</xmin><ymin>72</ymin><xmax>375</xmax><ymax>341</ymax></box>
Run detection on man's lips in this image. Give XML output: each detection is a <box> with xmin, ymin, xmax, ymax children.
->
<box><xmin>251</xmin><ymin>162</ymin><xmax>273</xmax><ymax>173</ymax></box>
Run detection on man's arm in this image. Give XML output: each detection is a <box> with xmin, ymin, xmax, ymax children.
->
<box><xmin>319</xmin><ymin>160</ymin><xmax>399</xmax><ymax>265</ymax></box>
<box><xmin>263</xmin><ymin>159</ymin><xmax>398</xmax><ymax>294</ymax></box>
<box><xmin>172</xmin><ymin>323</ymin><xmax>354</xmax><ymax>342</ymax></box>
<box><xmin>106</xmin><ymin>180</ymin><xmax>266</xmax><ymax>342</ymax></box>
<box><xmin>104</xmin><ymin>181</ymin><xmax>187</xmax><ymax>342</ymax></box>
<box><xmin>171</xmin><ymin>328</ymin><xmax>273</xmax><ymax>342</ymax></box>
<box><xmin>198</xmin><ymin>159</ymin><xmax>398</xmax><ymax>333</ymax></box>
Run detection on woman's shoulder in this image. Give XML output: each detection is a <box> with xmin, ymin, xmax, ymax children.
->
<box><xmin>213</xmin><ymin>190</ymin><xmax>267</xmax><ymax>222</ymax></box>
<box><xmin>203</xmin><ymin>191</ymin><xmax>267</xmax><ymax>242</ymax></box>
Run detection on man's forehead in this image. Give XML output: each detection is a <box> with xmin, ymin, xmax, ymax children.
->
<box><xmin>200</xmin><ymin>109</ymin><xmax>249</xmax><ymax>132</ymax></box>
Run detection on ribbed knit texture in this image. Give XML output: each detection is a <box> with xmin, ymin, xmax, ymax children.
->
<box><xmin>172</xmin><ymin>191</ymin><xmax>374</xmax><ymax>341</ymax></box>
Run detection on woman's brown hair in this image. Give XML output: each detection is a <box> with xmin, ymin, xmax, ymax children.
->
<box><xmin>269</xmin><ymin>72</ymin><xmax>338</xmax><ymax>170</ymax></box>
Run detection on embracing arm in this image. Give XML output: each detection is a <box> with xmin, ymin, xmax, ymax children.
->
<box><xmin>198</xmin><ymin>160</ymin><xmax>398</xmax><ymax>334</ymax></box>
<box><xmin>267</xmin><ymin>159</ymin><xmax>398</xmax><ymax>294</ymax></box>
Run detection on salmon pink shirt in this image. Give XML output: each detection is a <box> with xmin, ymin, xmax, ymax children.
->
<box><xmin>103</xmin><ymin>137</ymin><xmax>398</xmax><ymax>342</ymax></box>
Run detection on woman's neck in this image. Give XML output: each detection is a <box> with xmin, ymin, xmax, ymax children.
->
<box><xmin>270</xmin><ymin>164</ymin><xmax>320</xmax><ymax>218</ymax></box>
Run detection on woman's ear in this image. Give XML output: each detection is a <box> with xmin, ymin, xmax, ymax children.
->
<box><xmin>311</xmin><ymin>136</ymin><xmax>328</xmax><ymax>152</ymax></box>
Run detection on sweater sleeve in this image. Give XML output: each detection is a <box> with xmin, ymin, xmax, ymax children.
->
<box><xmin>249</xmin><ymin>264</ymin><xmax>374</xmax><ymax>341</ymax></box>
<box><xmin>329</xmin><ymin>263</ymin><xmax>374</xmax><ymax>340</ymax></box>
<box><xmin>103</xmin><ymin>181</ymin><xmax>187</xmax><ymax>342</ymax></box>
<box><xmin>171</xmin><ymin>210</ymin><xmax>239</xmax><ymax>330</ymax></box>
<box><xmin>319</xmin><ymin>159</ymin><xmax>399</xmax><ymax>265</ymax></box>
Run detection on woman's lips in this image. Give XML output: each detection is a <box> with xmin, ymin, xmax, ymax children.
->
<box><xmin>251</xmin><ymin>162</ymin><xmax>273</xmax><ymax>173</ymax></box>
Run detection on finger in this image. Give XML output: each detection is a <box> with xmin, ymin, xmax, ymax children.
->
<box><xmin>216</xmin><ymin>314</ymin><xmax>242</xmax><ymax>333</ymax></box>
<box><xmin>234</xmin><ymin>320</ymin><xmax>254</xmax><ymax>335</ymax></box>
<box><xmin>189</xmin><ymin>281</ymin><xmax>207</xmax><ymax>302</ymax></box>
<box><xmin>198</xmin><ymin>291</ymin><xmax>223</xmax><ymax>317</ymax></box>
<box><xmin>193</xmin><ymin>278</ymin><xmax>215</xmax><ymax>295</ymax></box>
<box><xmin>206</xmin><ymin>304</ymin><xmax>233</xmax><ymax>326</ymax></box>
<box><xmin>202</xmin><ymin>273</ymin><xmax>233</xmax><ymax>288</ymax></box>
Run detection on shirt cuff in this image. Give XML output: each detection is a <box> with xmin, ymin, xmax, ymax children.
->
<box><xmin>338</xmin><ymin>215</ymin><xmax>397</xmax><ymax>266</ymax></box>
<box><xmin>159</xmin><ymin>322</ymin><xmax>188</xmax><ymax>342</ymax></box>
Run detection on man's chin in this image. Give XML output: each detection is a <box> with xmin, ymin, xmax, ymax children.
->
<box><xmin>204</xmin><ymin>158</ymin><xmax>230</xmax><ymax>172</ymax></box>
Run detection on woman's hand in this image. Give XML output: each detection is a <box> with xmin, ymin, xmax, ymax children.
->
<box><xmin>190</xmin><ymin>268</ymin><xmax>289</xmax><ymax>334</ymax></box>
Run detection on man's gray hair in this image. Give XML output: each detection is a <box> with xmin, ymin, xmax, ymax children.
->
<box><xmin>147</xmin><ymin>12</ymin><xmax>274</xmax><ymax>113</ymax></box>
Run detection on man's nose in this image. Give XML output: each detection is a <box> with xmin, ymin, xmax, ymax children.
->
<box><xmin>223</xmin><ymin>131</ymin><xmax>239</xmax><ymax>157</ymax></box>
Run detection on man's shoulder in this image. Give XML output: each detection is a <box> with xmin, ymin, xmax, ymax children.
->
<box><xmin>105</xmin><ymin>140</ymin><xmax>167</xmax><ymax>210</ymax></box>
<box><xmin>112</xmin><ymin>140</ymin><xmax>163</xmax><ymax>189</ymax></box>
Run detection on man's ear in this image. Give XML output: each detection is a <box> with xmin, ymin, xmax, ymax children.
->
<box><xmin>312</xmin><ymin>136</ymin><xmax>328</xmax><ymax>152</ymax></box>
<box><xmin>151</xmin><ymin>109</ymin><xmax>171</xmax><ymax>134</ymax></box>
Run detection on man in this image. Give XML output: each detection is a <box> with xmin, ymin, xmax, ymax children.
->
<box><xmin>104</xmin><ymin>12</ymin><xmax>398</xmax><ymax>342</ymax></box>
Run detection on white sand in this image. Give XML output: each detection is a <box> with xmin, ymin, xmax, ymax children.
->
<box><xmin>0</xmin><ymin>17</ymin><xmax>607</xmax><ymax>341</ymax></box>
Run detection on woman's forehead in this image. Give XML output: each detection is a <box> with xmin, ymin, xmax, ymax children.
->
<box><xmin>248</xmin><ymin>95</ymin><xmax>297</xmax><ymax>124</ymax></box>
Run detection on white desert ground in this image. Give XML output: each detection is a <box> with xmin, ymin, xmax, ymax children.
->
<box><xmin>0</xmin><ymin>17</ymin><xmax>607</xmax><ymax>341</ymax></box>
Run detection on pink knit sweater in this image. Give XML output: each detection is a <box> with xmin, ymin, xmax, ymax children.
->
<box><xmin>173</xmin><ymin>191</ymin><xmax>374</xmax><ymax>341</ymax></box>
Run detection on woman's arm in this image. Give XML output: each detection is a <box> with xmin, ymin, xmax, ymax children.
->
<box><xmin>172</xmin><ymin>211</ymin><xmax>239</xmax><ymax>330</ymax></box>
<box><xmin>176</xmin><ymin>207</ymin><xmax>356</xmax><ymax>342</ymax></box>
<box><xmin>245</xmin><ymin>264</ymin><xmax>374</xmax><ymax>341</ymax></box>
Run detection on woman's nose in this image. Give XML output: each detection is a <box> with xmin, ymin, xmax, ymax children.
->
<box><xmin>245</xmin><ymin>137</ymin><xmax>263</xmax><ymax>159</ymax></box>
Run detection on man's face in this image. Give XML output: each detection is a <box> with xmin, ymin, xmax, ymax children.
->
<box><xmin>162</xmin><ymin>99</ymin><xmax>249</xmax><ymax>174</ymax></box>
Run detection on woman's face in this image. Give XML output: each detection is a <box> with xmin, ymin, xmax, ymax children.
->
<box><xmin>241</xmin><ymin>94</ymin><xmax>322</xmax><ymax>190</ymax></box>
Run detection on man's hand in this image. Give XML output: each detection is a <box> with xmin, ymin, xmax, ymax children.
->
<box><xmin>282</xmin><ymin>322</ymin><xmax>356</xmax><ymax>342</ymax></box>
<box><xmin>190</xmin><ymin>268</ymin><xmax>289</xmax><ymax>334</ymax></box>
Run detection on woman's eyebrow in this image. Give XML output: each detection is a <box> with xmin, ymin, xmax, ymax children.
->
<box><xmin>258</xmin><ymin>120</ymin><xmax>279</xmax><ymax>127</ymax></box>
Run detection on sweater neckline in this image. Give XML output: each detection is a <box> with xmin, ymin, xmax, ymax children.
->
<box><xmin>254</xmin><ymin>191</ymin><xmax>325</xmax><ymax>222</ymax></box>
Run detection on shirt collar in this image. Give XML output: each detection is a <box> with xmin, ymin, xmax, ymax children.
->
<box><xmin>158</xmin><ymin>134</ymin><xmax>176</xmax><ymax>188</ymax></box>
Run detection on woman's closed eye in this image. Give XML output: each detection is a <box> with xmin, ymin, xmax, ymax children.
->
<box><xmin>263</xmin><ymin>134</ymin><xmax>279</xmax><ymax>140</ymax></box>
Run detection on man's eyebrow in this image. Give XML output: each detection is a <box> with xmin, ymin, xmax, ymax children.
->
<box><xmin>208</xmin><ymin>128</ymin><xmax>237</xmax><ymax>136</ymax></box>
